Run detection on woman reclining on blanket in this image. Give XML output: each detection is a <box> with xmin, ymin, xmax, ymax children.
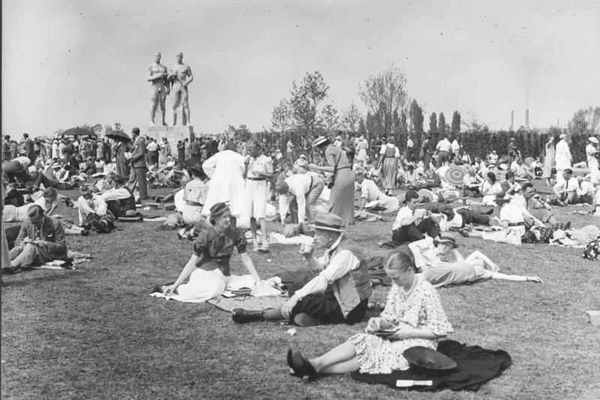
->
<box><xmin>406</xmin><ymin>236</ymin><xmax>542</xmax><ymax>287</ymax></box>
<box><xmin>161</xmin><ymin>202</ymin><xmax>260</xmax><ymax>301</ymax></box>
<box><xmin>287</xmin><ymin>251</ymin><xmax>452</xmax><ymax>379</ymax></box>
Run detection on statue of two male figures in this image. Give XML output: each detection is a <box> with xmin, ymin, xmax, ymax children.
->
<box><xmin>148</xmin><ymin>52</ymin><xmax>193</xmax><ymax>126</ymax></box>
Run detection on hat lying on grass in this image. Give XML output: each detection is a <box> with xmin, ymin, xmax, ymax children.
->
<box><xmin>311</xmin><ymin>212</ymin><xmax>344</xmax><ymax>232</ymax></box>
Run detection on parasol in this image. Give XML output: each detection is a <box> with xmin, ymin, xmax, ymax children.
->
<box><xmin>445</xmin><ymin>165</ymin><xmax>466</xmax><ymax>186</ymax></box>
<box><xmin>105</xmin><ymin>130</ymin><xmax>131</xmax><ymax>142</ymax></box>
<box><xmin>59</xmin><ymin>126</ymin><xmax>97</xmax><ymax>138</ymax></box>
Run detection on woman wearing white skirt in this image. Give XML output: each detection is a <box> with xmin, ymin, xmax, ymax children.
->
<box><xmin>163</xmin><ymin>202</ymin><xmax>260</xmax><ymax>301</ymax></box>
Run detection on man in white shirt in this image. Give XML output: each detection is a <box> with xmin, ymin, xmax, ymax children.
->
<box><xmin>244</xmin><ymin>142</ymin><xmax>273</xmax><ymax>251</ymax></box>
<box><xmin>278</xmin><ymin>159</ymin><xmax>325</xmax><ymax>225</ymax></box>
<box><xmin>356</xmin><ymin>170</ymin><xmax>399</xmax><ymax>212</ymax></box>
<box><xmin>553</xmin><ymin>168</ymin><xmax>579</xmax><ymax>205</ymax></box>
<box><xmin>391</xmin><ymin>190</ymin><xmax>438</xmax><ymax>244</ymax></box>
<box><xmin>232</xmin><ymin>212</ymin><xmax>372</xmax><ymax>326</ymax></box>
<box><xmin>435</xmin><ymin>135</ymin><xmax>452</xmax><ymax>165</ymax></box>
<box><xmin>76</xmin><ymin>186</ymin><xmax>115</xmax><ymax>233</ymax></box>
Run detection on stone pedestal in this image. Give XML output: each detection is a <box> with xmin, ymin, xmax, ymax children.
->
<box><xmin>146</xmin><ymin>125</ymin><xmax>195</xmax><ymax>143</ymax></box>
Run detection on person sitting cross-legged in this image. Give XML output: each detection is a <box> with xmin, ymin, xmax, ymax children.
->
<box><xmin>232</xmin><ymin>212</ymin><xmax>372</xmax><ymax>327</ymax></box>
<box><xmin>75</xmin><ymin>185</ymin><xmax>116</xmax><ymax>233</ymax></box>
<box><xmin>5</xmin><ymin>205</ymin><xmax>67</xmax><ymax>273</ymax></box>
<box><xmin>286</xmin><ymin>251</ymin><xmax>452</xmax><ymax>380</ymax></box>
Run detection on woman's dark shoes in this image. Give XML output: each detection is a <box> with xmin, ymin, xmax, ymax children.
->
<box><xmin>231</xmin><ymin>308</ymin><xmax>265</xmax><ymax>323</ymax></box>
<box><xmin>286</xmin><ymin>349</ymin><xmax>318</xmax><ymax>380</ymax></box>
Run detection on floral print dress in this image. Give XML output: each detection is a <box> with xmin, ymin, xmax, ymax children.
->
<box><xmin>348</xmin><ymin>274</ymin><xmax>453</xmax><ymax>374</ymax></box>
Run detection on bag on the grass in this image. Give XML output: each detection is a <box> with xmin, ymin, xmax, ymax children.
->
<box><xmin>583</xmin><ymin>236</ymin><xmax>600</xmax><ymax>261</ymax></box>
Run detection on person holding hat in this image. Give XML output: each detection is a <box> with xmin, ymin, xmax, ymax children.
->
<box><xmin>162</xmin><ymin>202</ymin><xmax>260</xmax><ymax>301</ymax></box>
<box><xmin>232</xmin><ymin>212</ymin><xmax>372</xmax><ymax>326</ymax></box>
<box><xmin>586</xmin><ymin>136</ymin><xmax>599</xmax><ymax>182</ymax></box>
<box><xmin>555</xmin><ymin>133</ymin><xmax>572</xmax><ymax>186</ymax></box>
<box><xmin>5</xmin><ymin>205</ymin><xmax>67</xmax><ymax>272</ymax></box>
<box><xmin>309</xmin><ymin>136</ymin><xmax>355</xmax><ymax>225</ymax></box>
<box><xmin>406</xmin><ymin>236</ymin><xmax>542</xmax><ymax>287</ymax></box>
<box><xmin>286</xmin><ymin>251</ymin><xmax>452</xmax><ymax>380</ymax></box>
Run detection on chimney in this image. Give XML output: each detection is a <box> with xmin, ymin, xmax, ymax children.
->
<box><xmin>525</xmin><ymin>109</ymin><xmax>530</xmax><ymax>129</ymax></box>
<box><xmin>510</xmin><ymin>110</ymin><xmax>514</xmax><ymax>131</ymax></box>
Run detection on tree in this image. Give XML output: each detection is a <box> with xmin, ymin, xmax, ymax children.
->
<box><xmin>428</xmin><ymin>112</ymin><xmax>438</xmax><ymax>134</ymax></box>
<box><xmin>358</xmin><ymin>118</ymin><xmax>367</xmax><ymax>136</ymax></box>
<box><xmin>409</xmin><ymin>100</ymin><xmax>424</xmax><ymax>151</ymax></box>
<box><xmin>438</xmin><ymin>113</ymin><xmax>447</xmax><ymax>135</ymax></box>
<box><xmin>359</xmin><ymin>66</ymin><xmax>408</xmax><ymax>137</ymax></box>
<box><xmin>342</xmin><ymin>103</ymin><xmax>362</xmax><ymax>133</ymax></box>
<box><xmin>320</xmin><ymin>104</ymin><xmax>340</xmax><ymax>132</ymax></box>
<box><xmin>451</xmin><ymin>111</ymin><xmax>461</xmax><ymax>135</ymax></box>
<box><xmin>569</xmin><ymin>106</ymin><xmax>600</xmax><ymax>136</ymax></box>
<box><xmin>290</xmin><ymin>71</ymin><xmax>330</xmax><ymax>137</ymax></box>
<box><xmin>271</xmin><ymin>98</ymin><xmax>292</xmax><ymax>134</ymax></box>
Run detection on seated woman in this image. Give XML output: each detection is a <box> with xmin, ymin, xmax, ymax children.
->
<box><xmin>480</xmin><ymin>172</ymin><xmax>503</xmax><ymax>205</ymax></box>
<box><xmin>5</xmin><ymin>205</ymin><xmax>67</xmax><ymax>272</ymax></box>
<box><xmin>287</xmin><ymin>251</ymin><xmax>452</xmax><ymax>379</ymax></box>
<box><xmin>162</xmin><ymin>202</ymin><xmax>260</xmax><ymax>301</ymax></box>
<box><xmin>390</xmin><ymin>190</ymin><xmax>439</xmax><ymax>245</ymax></box>
<box><xmin>407</xmin><ymin>236</ymin><xmax>542</xmax><ymax>287</ymax></box>
<box><xmin>174</xmin><ymin>166</ymin><xmax>209</xmax><ymax>225</ymax></box>
<box><xmin>100</xmin><ymin>174</ymin><xmax>137</xmax><ymax>217</ymax></box>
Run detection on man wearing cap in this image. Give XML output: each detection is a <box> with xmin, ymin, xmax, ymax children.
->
<box><xmin>555</xmin><ymin>133</ymin><xmax>572</xmax><ymax>186</ymax></box>
<box><xmin>232</xmin><ymin>212</ymin><xmax>372</xmax><ymax>326</ymax></box>
<box><xmin>355</xmin><ymin>169</ymin><xmax>399</xmax><ymax>212</ymax></box>
<box><xmin>170</xmin><ymin>52</ymin><xmax>193</xmax><ymax>126</ymax></box>
<box><xmin>278</xmin><ymin>158</ymin><xmax>325</xmax><ymax>225</ymax></box>
<box><xmin>129</xmin><ymin>127</ymin><xmax>149</xmax><ymax>200</ymax></box>
<box><xmin>586</xmin><ymin>137</ymin><xmax>599</xmax><ymax>183</ymax></box>
<box><xmin>5</xmin><ymin>205</ymin><xmax>67</xmax><ymax>272</ymax></box>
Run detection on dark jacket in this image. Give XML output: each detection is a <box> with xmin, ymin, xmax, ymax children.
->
<box><xmin>15</xmin><ymin>216</ymin><xmax>68</xmax><ymax>260</ymax></box>
<box><xmin>130</xmin><ymin>136</ymin><xmax>147</xmax><ymax>169</ymax></box>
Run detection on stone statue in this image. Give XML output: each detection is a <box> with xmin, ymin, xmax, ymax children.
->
<box><xmin>169</xmin><ymin>52</ymin><xmax>194</xmax><ymax>126</ymax></box>
<box><xmin>147</xmin><ymin>52</ymin><xmax>169</xmax><ymax>126</ymax></box>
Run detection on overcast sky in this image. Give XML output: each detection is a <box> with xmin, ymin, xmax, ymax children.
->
<box><xmin>3</xmin><ymin>0</ymin><xmax>599</xmax><ymax>136</ymax></box>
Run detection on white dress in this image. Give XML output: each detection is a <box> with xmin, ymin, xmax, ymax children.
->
<box><xmin>201</xmin><ymin>150</ymin><xmax>246</xmax><ymax>217</ymax></box>
<box><xmin>348</xmin><ymin>275</ymin><xmax>453</xmax><ymax>374</ymax></box>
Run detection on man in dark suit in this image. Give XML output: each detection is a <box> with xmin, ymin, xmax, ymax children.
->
<box><xmin>23</xmin><ymin>133</ymin><xmax>35</xmax><ymax>163</ymax></box>
<box><xmin>130</xmin><ymin>127</ymin><xmax>149</xmax><ymax>200</ymax></box>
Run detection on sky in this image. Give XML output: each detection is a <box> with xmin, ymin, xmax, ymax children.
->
<box><xmin>3</xmin><ymin>0</ymin><xmax>600</xmax><ymax>136</ymax></box>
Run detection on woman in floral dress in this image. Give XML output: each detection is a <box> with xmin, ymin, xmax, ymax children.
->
<box><xmin>287</xmin><ymin>251</ymin><xmax>453</xmax><ymax>378</ymax></box>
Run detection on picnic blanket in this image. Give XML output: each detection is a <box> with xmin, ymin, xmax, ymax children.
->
<box><xmin>351</xmin><ymin>340</ymin><xmax>511</xmax><ymax>392</ymax></box>
<box><xmin>208</xmin><ymin>295</ymin><xmax>287</xmax><ymax>313</ymax></box>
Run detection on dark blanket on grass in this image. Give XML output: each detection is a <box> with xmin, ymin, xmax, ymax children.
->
<box><xmin>351</xmin><ymin>340</ymin><xmax>511</xmax><ymax>391</ymax></box>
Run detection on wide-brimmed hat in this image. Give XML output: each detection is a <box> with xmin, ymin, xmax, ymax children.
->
<box><xmin>294</xmin><ymin>158</ymin><xmax>308</xmax><ymax>170</ymax></box>
<box><xmin>559</xmin><ymin>133</ymin><xmax>567</xmax><ymax>139</ymax></box>
<box><xmin>403</xmin><ymin>346</ymin><xmax>457</xmax><ymax>372</ymax></box>
<box><xmin>589</xmin><ymin>137</ymin><xmax>599</xmax><ymax>144</ymax></box>
<box><xmin>312</xmin><ymin>212</ymin><xmax>344</xmax><ymax>232</ymax></box>
<box><xmin>312</xmin><ymin>136</ymin><xmax>331</xmax><ymax>148</ymax></box>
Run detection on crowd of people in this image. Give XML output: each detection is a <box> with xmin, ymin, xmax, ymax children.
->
<box><xmin>2</xmin><ymin>126</ymin><xmax>600</xmax><ymax>385</ymax></box>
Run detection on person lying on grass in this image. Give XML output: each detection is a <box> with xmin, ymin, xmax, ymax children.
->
<box><xmin>232</xmin><ymin>212</ymin><xmax>373</xmax><ymax>326</ymax></box>
<box><xmin>161</xmin><ymin>202</ymin><xmax>260</xmax><ymax>301</ymax></box>
<box><xmin>405</xmin><ymin>236</ymin><xmax>543</xmax><ymax>287</ymax></box>
<box><xmin>287</xmin><ymin>251</ymin><xmax>452</xmax><ymax>380</ymax></box>
<box><xmin>4</xmin><ymin>205</ymin><xmax>67</xmax><ymax>273</ymax></box>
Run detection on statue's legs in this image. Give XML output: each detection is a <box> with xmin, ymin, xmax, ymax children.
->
<box><xmin>150</xmin><ymin>86</ymin><xmax>160</xmax><ymax>125</ymax></box>
<box><xmin>181</xmin><ymin>88</ymin><xmax>190</xmax><ymax>126</ymax></box>
<box><xmin>159</xmin><ymin>91</ymin><xmax>167</xmax><ymax>126</ymax></box>
<box><xmin>172</xmin><ymin>89</ymin><xmax>182</xmax><ymax>126</ymax></box>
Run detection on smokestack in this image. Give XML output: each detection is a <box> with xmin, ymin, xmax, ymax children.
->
<box><xmin>510</xmin><ymin>110</ymin><xmax>514</xmax><ymax>131</ymax></box>
<box><xmin>525</xmin><ymin>109</ymin><xmax>530</xmax><ymax>129</ymax></box>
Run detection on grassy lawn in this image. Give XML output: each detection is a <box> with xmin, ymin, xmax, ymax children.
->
<box><xmin>2</xmin><ymin>191</ymin><xmax>600</xmax><ymax>400</ymax></box>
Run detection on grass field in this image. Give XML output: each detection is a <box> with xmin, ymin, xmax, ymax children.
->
<box><xmin>2</xmin><ymin>190</ymin><xmax>600</xmax><ymax>400</ymax></box>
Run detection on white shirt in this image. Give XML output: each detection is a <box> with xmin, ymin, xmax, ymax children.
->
<box><xmin>359</xmin><ymin>179</ymin><xmax>384</xmax><ymax>202</ymax></box>
<box><xmin>246</xmin><ymin>154</ymin><xmax>273</xmax><ymax>179</ymax></box>
<box><xmin>555</xmin><ymin>139</ymin><xmax>572</xmax><ymax>170</ymax></box>
<box><xmin>293</xmin><ymin>249</ymin><xmax>360</xmax><ymax>301</ymax></box>
<box><xmin>451</xmin><ymin>139</ymin><xmax>460</xmax><ymax>154</ymax></box>
<box><xmin>436</xmin><ymin>138</ymin><xmax>452</xmax><ymax>152</ymax></box>
<box><xmin>379</xmin><ymin>143</ymin><xmax>400</xmax><ymax>157</ymax></box>
<box><xmin>553</xmin><ymin>177</ymin><xmax>579</xmax><ymax>194</ymax></box>
<box><xmin>146</xmin><ymin>141</ymin><xmax>159</xmax><ymax>152</ymax></box>
<box><xmin>392</xmin><ymin>206</ymin><xmax>414</xmax><ymax>230</ymax></box>
<box><xmin>284</xmin><ymin>173</ymin><xmax>315</xmax><ymax>223</ymax></box>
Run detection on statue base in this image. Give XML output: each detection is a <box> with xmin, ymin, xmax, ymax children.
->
<box><xmin>146</xmin><ymin>125</ymin><xmax>195</xmax><ymax>143</ymax></box>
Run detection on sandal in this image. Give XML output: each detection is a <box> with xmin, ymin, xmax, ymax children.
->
<box><xmin>286</xmin><ymin>349</ymin><xmax>318</xmax><ymax>380</ymax></box>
